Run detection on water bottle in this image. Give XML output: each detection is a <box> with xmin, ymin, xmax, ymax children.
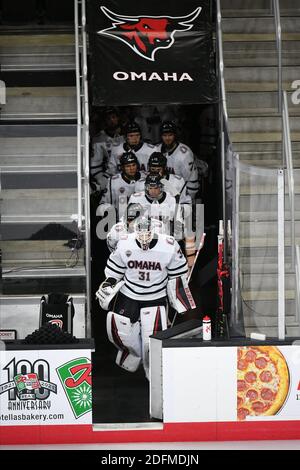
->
<box><xmin>202</xmin><ymin>315</ymin><xmax>211</xmax><ymax>341</ymax></box>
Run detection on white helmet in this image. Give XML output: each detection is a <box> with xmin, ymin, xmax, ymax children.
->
<box><xmin>134</xmin><ymin>217</ymin><xmax>154</xmax><ymax>250</ymax></box>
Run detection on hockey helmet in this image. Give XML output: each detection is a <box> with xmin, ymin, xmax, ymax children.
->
<box><xmin>104</xmin><ymin>106</ymin><xmax>119</xmax><ymax>117</ymax></box>
<box><xmin>120</xmin><ymin>151</ymin><xmax>138</xmax><ymax>167</ymax></box>
<box><xmin>160</xmin><ymin>120</ymin><xmax>177</xmax><ymax>135</ymax></box>
<box><xmin>148</xmin><ymin>152</ymin><xmax>167</xmax><ymax>172</ymax></box>
<box><xmin>126</xmin><ymin>202</ymin><xmax>143</xmax><ymax>225</ymax></box>
<box><xmin>134</xmin><ymin>217</ymin><xmax>154</xmax><ymax>250</ymax></box>
<box><xmin>125</xmin><ymin>121</ymin><xmax>141</xmax><ymax>136</ymax></box>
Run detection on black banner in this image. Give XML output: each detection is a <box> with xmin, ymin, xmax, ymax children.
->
<box><xmin>88</xmin><ymin>0</ymin><xmax>217</xmax><ymax>106</ymax></box>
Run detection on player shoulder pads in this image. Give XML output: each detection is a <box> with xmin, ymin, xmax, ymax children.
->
<box><xmin>180</xmin><ymin>145</ymin><xmax>188</xmax><ymax>154</ymax></box>
<box><xmin>114</xmin><ymin>222</ymin><xmax>125</xmax><ymax>232</ymax></box>
<box><xmin>166</xmin><ymin>236</ymin><xmax>175</xmax><ymax>245</ymax></box>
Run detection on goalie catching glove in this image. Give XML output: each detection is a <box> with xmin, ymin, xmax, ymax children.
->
<box><xmin>96</xmin><ymin>278</ymin><xmax>124</xmax><ymax>310</ymax></box>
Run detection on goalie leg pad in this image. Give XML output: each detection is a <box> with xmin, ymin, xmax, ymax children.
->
<box><xmin>140</xmin><ymin>305</ymin><xmax>167</xmax><ymax>379</ymax></box>
<box><xmin>167</xmin><ymin>276</ymin><xmax>196</xmax><ymax>313</ymax></box>
<box><xmin>106</xmin><ymin>311</ymin><xmax>142</xmax><ymax>372</ymax></box>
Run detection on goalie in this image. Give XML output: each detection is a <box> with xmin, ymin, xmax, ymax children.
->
<box><xmin>96</xmin><ymin>217</ymin><xmax>195</xmax><ymax>379</ymax></box>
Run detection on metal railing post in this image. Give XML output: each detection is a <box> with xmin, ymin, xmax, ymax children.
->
<box><xmin>81</xmin><ymin>0</ymin><xmax>91</xmax><ymax>337</ymax></box>
<box><xmin>295</xmin><ymin>246</ymin><xmax>300</xmax><ymax>325</ymax></box>
<box><xmin>74</xmin><ymin>0</ymin><xmax>82</xmax><ymax>231</ymax></box>
<box><xmin>283</xmin><ymin>91</ymin><xmax>295</xmax><ymax>270</ymax></box>
<box><xmin>232</xmin><ymin>157</ymin><xmax>240</xmax><ymax>324</ymax></box>
<box><xmin>278</xmin><ymin>169</ymin><xmax>285</xmax><ymax>340</ymax></box>
<box><xmin>273</xmin><ymin>0</ymin><xmax>282</xmax><ymax>113</ymax></box>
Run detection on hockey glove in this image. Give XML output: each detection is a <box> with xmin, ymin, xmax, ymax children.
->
<box><xmin>96</xmin><ymin>278</ymin><xmax>125</xmax><ymax>310</ymax></box>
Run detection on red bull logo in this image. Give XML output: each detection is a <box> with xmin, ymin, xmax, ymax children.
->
<box><xmin>98</xmin><ymin>6</ymin><xmax>202</xmax><ymax>62</ymax></box>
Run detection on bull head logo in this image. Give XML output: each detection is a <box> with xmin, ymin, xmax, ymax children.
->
<box><xmin>98</xmin><ymin>6</ymin><xmax>202</xmax><ymax>62</ymax></box>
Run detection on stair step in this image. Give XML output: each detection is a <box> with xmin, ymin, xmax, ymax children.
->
<box><xmin>227</xmin><ymin>91</ymin><xmax>299</xmax><ymax>115</ymax></box>
<box><xmin>239</xmin><ymin>237</ymin><xmax>300</xmax><ymax>248</ymax></box>
<box><xmin>0</xmin><ymin>124</ymin><xmax>76</xmax><ymax>138</ymax></box>
<box><xmin>228</xmin><ymin>116</ymin><xmax>299</xmax><ymax>134</ymax></box>
<box><xmin>240</xmin><ymin>220</ymin><xmax>300</xmax><ymax>237</ymax></box>
<box><xmin>2</xmin><ymin>266</ymin><xmax>86</xmax><ymax>295</ymax></box>
<box><xmin>243</xmin><ymin>289</ymin><xmax>295</xmax><ymax>301</ymax></box>
<box><xmin>0</xmin><ymin>136</ymin><xmax>77</xmax><ymax>172</ymax></box>
<box><xmin>223</xmin><ymin>32</ymin><xmax>300</xmax><ymax>42</ymax></box>
<box><xmin>0</xmin><ymin>86</ymin><xmax>76</xmax><ymax>121</ymax></box>
<box><xmin>230</xmin><ymin>131</ymin><xmax>300</xmax><ymax>143</ymax></box>
<box><xmin>223</xmin><ymin>11</ymin><xmax>300</xmax><ymax>19</ymax></box>
<box><xmin>240</xmin><ymin>261</ymin><xmax>294</xmax><ymax>274</ymax></box>
<box><xmin>225</xmin><ymin>65</ymin><xmax>300</xmax><ymax>85</ymax></box>
<box><xmin>1</xmin><ymin>188</ymin><xmax>77</xmax><ymax>223</ymax></box>
<box><xmin>233</xmin><ymin>141</ymin><xmax>300</xmax><ymax>153</ymax></box>
<box><xmin>244</xmin><ymin>326</ymin><xmax>300</xmax><ymax>337</ymax></box>
<box><xmin>242</xmin><ymin>272</ymin><xmax>296</xmax><ymax>290</ymax></box>
<box><xmin>0</xmin><ymin>34</ymin><xmax>75</xmax><ymax>71</ymax></box>
<box><xmin>226</xmin><ymin>81</ymin><xmax>294</xmax><ymax>93</ymax></box>
<box><xmin>240</xmin><ymin>159</ymin><xmax>300</xmax><ymax>168</ymax></box>
<box><xmin>2</xmin><ymin>240</ymin><xmax>84</xmax><ymax>267</ymax></box>
<box><xmin>240</xmin><ymin>182</ymin><xmax>300</xmax><ymax>196</ymax></box>
<box><xmin>220</xmin><ymin>0</ymin><xmax>300</xmax><ymax>13</ymax></box>
<box><xmin>1</xmin><ymin>172</ymin><xmax>77</xmax><ymax>190</ymax></box>
<box><xmin>3</xmin><ymin>266</ymin><xmax>86</xmax><ymax>279</ymax></box>
<box><xmin>0</xmin><ymin>34</ymin><xmax>74</xmax><ymax>47</ymax></box>
<box><xmin>222</xmin><ymin>16</ymin><xmax>300</xmax><ymax>34</ymax></box>
<box><xmin>1</xmin><ymin>222</ymin><xmax>78</xmax><ymax>241</ymax></box>
<box><xmin>242</xmin><ymin>298</ymin><xmax>296</xmax><ymax>315</ymax></box>
<box><xmin>240</xmin><ymin>211</ymin><xmax>300</xmax><ymax>222</ymax></box>
<box><xmin>224</xmin><ymin>41</ymin><xmax>300</xmax><ymax>67</ymax></box>
<box><xmin>240</xmin><ymin>247</ymin><xmax>294</xmax><ymax>259</ymax></box>
<box><xmin>244</xmin><ymin>316</ymin><xmax>299</xmax><ymax>328</ymax></box>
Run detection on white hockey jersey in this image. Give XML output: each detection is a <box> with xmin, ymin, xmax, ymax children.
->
<box><xmin>107</xmin><ymin>218</ymin><xmax>164</xmax><ymax>252</ymax></box>
<box><xmin>105</xmin><ymin>232</ymin><xmax>188</xmax><ymax>300</ymax></box>
<box><xmin>108</xmin><ymin>142</ymin><xmax>157</xmax><ymax>175</ymax></box>
<box><xmin>158</xmin><ymin>142</ymin><xmax>199</xmax><ymax>199</ymax></box>
<box><xmin>91</xmin><ymin>132</ymin><xmax>124</xmax><ymax>190</ymax></box>
<box><xmin>134</xmin><ymin>173</ymin><xmax>191</xmax><ymax>205</ymax></box>
<box><xmin>101</xmin><ymin>173</ymin><xmax>146</xmax><ymax>208</ymax></box>
<box><xmin>128</xmin><ymin>191</ymin><xmax>181</xmax><ymax>233</ymax></box>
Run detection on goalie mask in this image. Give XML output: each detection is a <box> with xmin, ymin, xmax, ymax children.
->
<box><xmin>134</xmin><ymin>217</ymin><xmax>154</xmax><ymax>250</ymax></box>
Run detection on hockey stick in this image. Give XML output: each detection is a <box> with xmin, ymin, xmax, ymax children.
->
<box><xmin>170</xmin><ymin>232</ymin><xmax>206</xmax><ymax>328</ymax></box>
<box><xmin>188</xmin><ymin>232</ymin><xmax>206</xmax><ymax>283</ymax></box>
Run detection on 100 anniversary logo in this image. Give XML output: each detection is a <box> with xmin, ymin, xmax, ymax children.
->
<box><xmin>0</xmin><ymin>358</ymin><xmax>57</xmax><ymax>404</ymax></box>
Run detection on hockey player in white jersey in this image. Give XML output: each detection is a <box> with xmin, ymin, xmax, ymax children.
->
<box><xmin>100</xmin><ymin>152</ymin><xmax>146</xmax><ymax>215</ymax></box>
<box><xmin>96</xmin><ymin>217</ymin><xmax>195</xmax><ymax>378</ymax></box>
<box><xmin>157</xmin><ymin>121</ymin><xmax>199</xmax><ymax>199</ymax></box>
<box><xmin>108</xmin><ymin>121</ymin><xmax>157</xmax><ymax>175</ymax></box>
<box><xmin>107</xmin><ymin>202</ymin><xmax>164</xmax><ymax>253</ymax></box>
<box><xmin>135</xmin><ymin>152</ymin><xmax>192</xmax><ymax>205</ymax></box>
<box><xmin>129</xmin><ymin>173</ymin><xmax>182</xmax><ymax>236</ymax></box>
<box><xmin>91</xmin><ymin>108</ymin><xmax>124</xmax><ymax>191</ymax></box>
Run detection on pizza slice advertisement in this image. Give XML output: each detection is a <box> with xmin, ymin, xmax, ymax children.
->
<box><xmin>237</xmin><ymin>346</ymin><xmax>290</xmax><ymax>421</ymax></box>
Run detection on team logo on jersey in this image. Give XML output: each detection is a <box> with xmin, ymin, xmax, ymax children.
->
<box><xmin>98</xmin><ymin>6</ymin><xmax>202</xmax><ymax>62</ymax></box>
<box><xmin>128</xmin><ymin>260</ymin><xmax>162</xmax><ymax>270</ymax></box>
<box><xmin>126</xmin><ymin>250</ymin><xmax>132</xmax><ymax>257</ymax></box>
<box><xmin>119</xmin><ymin>187</ymin><xmax>125</xmax><ymax>194</ymax></box>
